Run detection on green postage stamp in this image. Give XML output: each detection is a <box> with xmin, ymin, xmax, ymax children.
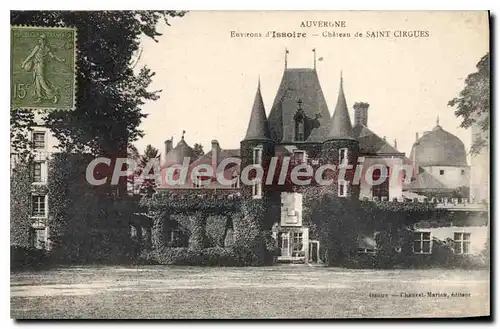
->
<box><xmin>11</xmin><ymin>26</ymin><xmax>76</xmax><ymax>110</ymax></box>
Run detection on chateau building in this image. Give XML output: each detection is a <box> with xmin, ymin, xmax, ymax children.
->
<box><xmin>11</xmin><ymin>58</ymin><xmax>489</xmax><ymax>262</ymax></box>
<box><xmin>157</xmin><ymin>61</ymin><xmax>488</xmax><ymax>263</ymax></box>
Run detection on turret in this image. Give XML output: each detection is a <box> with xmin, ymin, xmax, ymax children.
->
<box><xmin>321</xmin><ymin>72</ymin><xmax>360</xmax><ymax>198</ymax></box>
<box><xmin>240</xmin><ymin>79</ymin><xmax>275</xmax><ymax>199</ymax></box>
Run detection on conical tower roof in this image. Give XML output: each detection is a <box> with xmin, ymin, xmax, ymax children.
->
<box><xmin>326</xmin><ymin>73</ymin><xmax>354</xmax><ymax>140</ymax></box>
<box><xmin>243</xmin><ymin>80</ymin><xmax>272</xmax><ymax>141</ymax></box>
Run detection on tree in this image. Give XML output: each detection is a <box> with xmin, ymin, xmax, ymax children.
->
<box><xmin>11</xmin><ymin>11</ymin><xmax>186</xmax><ymax>161</ymax></box>
<box><xmin>193</xmin><ymin>143</ymin><xmax>205</xmax><ymax>157</ymax></box>
<box><xmin>135</xmin><ymin>144</ymin><xmax>160</xmax><ymax>195</ymax></box>
<box><xmin>128</xmin><ymin>143</ymin><xmax>140</xmax><ymax>162</ymax></box>
<box><xmin>448</xmin><ymin>53</ymin><xmax>490</xmax><ymax>154</ymax></box>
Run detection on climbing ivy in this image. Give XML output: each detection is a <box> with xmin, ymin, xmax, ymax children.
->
<box><xmin>10</xmin><ymin>164</ymin><xmax>33</xmax><ymax>247</ymax></box>
<box><xmin>302</xmin><ymin>187</ymin><xmax>441</xmax><ymax>266</ymax></box>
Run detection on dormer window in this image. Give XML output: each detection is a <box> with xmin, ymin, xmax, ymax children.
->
<box><xmin>339</xmin><ymin>148</ymin><xmax>348</xmax><ymax>166</ymax></box>
<box><xmin>295</xmin><ymin>121</ymin><xmax>305</xmax><ymax>141</ymax></box>
<box><xmin>294</xmin><ymin>99</ymin><xmax>305</xmax><ymax>142</ymax></box>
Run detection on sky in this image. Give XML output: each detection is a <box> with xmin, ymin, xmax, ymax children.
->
<box><xmin>133</xmin><ymin>11</ymin><xmax>489</xmax><ymax>161</ymax></box>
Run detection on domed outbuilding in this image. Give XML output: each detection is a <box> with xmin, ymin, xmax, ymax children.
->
<box><xmin>408</xmin><ymin>118</ymin><xmax>469</xmax><ymax>191</ymax></box>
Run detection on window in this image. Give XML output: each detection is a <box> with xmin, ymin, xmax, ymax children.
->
<box><xmin>413</xmin><ymin>232</ymin><xmax>431</xmax><ymax>254</ymax></box>
<box><xmin>192</xmin><ymin>174</ymin><xmax>203</xmax><ymax>188</ymax></box>
<box><xmin>32</xmin><ymin>132</ymin><xmax>46</xmax><ymax>150</ymax></box>
<box><xmin>293</xmin><ymin>150</ymin><xmax>307</xmax><ymax>165</ymax></box>
<box><xmin>30</xmin><ymin>228</ymin><xmax>46</xmax><ymax>249</ymax></box>
<box><xmin>31</xmin><ymin>195</ymin><xmax>46</xmax><ymax>217</ymax></box>
<box><xmin>294</xmin><ymin>101</ymin><xmax>305</xmax><ymax>141</ymax></box>
<box><xmin>454</xmin><ymin>232</ymin><xmax>471</xmax><ymax>254</ymax></box>
<box><xmin>279</xmin><ymin>232</ymin><xmax>290</xmax><ymax>257</ymax></box>
<box><xmin>32</xmin><ymin>162</ymin><xmax>43</xmax><ymax>182</ymax></box>
<box><xmin>439</xmin><ymin>169</ymin><xmax>444</xmax><ymax>175</ymax></box>
<box><xmin>231</xmin><ymin>172</ymin><xmax>240</xmax><ymax>188</ymax></box>
<box><xmin>291</xmin><ymin>232</ymin><xmax>304</xmax><ymax>257</ymax></box>
<box><xmin>338</xmin><ymin>180</ymin><xmax>348</xmax><ymax>197</ymax></box>
<box><xmin>372</xmin><ymin>167</ymin><xmax>390</xmax><ymax>198</ymax></box>
<box><xmin>167</xmin><ymin>229</ymin><xmax>181</xmax><ymax>243</ymax></box>
<box><xmin>295</xmin><ymin>119</ymin><xmax>305</xmax><ymax>141</ymax></box>
<box><xmin>339</xmin><ymin>148</ymin><xmax>348</xmax><ymax>165</ymax></box>
<box><xmin>253</xmin><ymin>147</ymin><xmax>262</xmax><ymax>166</ymax></box>
<box><xmin>252</xmin><ymin>180</ymin><xmax>262</xmax><ymax>199</ymax></box>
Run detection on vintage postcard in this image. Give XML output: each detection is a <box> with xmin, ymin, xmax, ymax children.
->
<box><xmin>10</xmin><ymin>11</ymin><xmax>490</xmax><ymax>319</ymax></box>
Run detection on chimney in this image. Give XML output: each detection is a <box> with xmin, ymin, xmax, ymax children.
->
<box><xmin>211</xmin><ymin>139</ymin><xmax>220</xmax><ymax>170</ymax></box>
<box><xmin>353</xmin><ymin>102</ymin><xmax>369</xmax><ymax>127</ymax></box>
<box><xmin>164</xmin><ymin>137</ymin><xmax>173</xmax><ymax>158</ymax></box>
<box><xmin>394</xmin><ymin>139</ymin><xmax>398</xmax><ymax>149</ymax></box>
<box><xmin>415</xmin><ymin>132</ymin><xmax>419</xmax><ymax>142</ymax></box>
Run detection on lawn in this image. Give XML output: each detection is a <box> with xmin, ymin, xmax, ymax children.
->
<box><xmin>11</xmin><ymin>265</ymin><xmax>489</xmax><ymax>319</ymax></box>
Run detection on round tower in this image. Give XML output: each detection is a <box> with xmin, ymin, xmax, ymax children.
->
<box><xmin>321</xmin><ymin>73</ymin><xmax>360</xmax><ymax>198</ymax></box>
<box><xmin>240</xmin><ymin>79</ymin><xmax>275</xmax><ymax>199</ymax></box>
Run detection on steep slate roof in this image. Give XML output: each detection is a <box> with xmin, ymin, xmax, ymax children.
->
<box><xmin>190</xmin><ymin>149</ymin><xmax>241</xmax><ymax>168</ymax></box>
<box><xmin>325</xmin><ymin>75</ymin><xmax>355</xmax><ymax>140</ymax></box>
<box><xmin>243</xmin><ymin>81</ymin><xmax>271</xmax><ymax>141</ymax></box>
<box><xmin>267</xmin><ymin>68</ymin><xmax>331</xmax><ymax>143</ymax></box>
<box><xmin>352</xmin><ymin>125</ymin><xmax>402</xmax><ymax>155</ymax></box>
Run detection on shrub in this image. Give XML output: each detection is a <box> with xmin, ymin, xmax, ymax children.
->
<box><xmin>140</xmin><ymin>246</ymin><xmax>276</xmax><ymax>266</ymax></box>
<box><xmin>11</xmin><ymin>245</ymin><xmax>50</xmax><ymax>271</ymax></box>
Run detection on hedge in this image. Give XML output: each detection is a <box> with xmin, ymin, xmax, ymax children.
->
<box><xmin>11</xmin><ymin>245</ymin><xmax>50</xmax><ymax>271</ymax></box>
<box><xmin>140</xmin><ymin>246</ymin><xmax>278</xmax><ymax>266</ymax></box>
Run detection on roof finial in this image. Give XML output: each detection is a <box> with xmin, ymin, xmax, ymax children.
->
<box><xmin>285</xmin><ymin>47</ymin><xmax>289</xmax><ymax>69</ymax></box>
<box><xmin>340</xmin><ymin>70</ymin><xmax>343</xmax><ymax>87</ymax></box>
<box><xmin>394</xmin><ymin>139</ymin><xmax>398</xmax><ymax>149</ymax></box>
<box><xmin>258</xmin><ymin>75</ymin><xmax>261</xmax><ymax>90</ymax></box>
<box><xmin>436</xmin><ymin>115</ymin><xmax>440</xmax><ymax>126</ymax></box>
<box><xmin>312</xmin><ymin>48</ymin><xmax>316</xmax><ymax>70</ymax></box>
<box><xmin>181</xmin><ymin>130</ymin><xmax>186</xmax><ymax>140</ymax></box>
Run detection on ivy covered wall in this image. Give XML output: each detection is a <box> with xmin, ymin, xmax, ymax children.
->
<box><xmin>11</xmin><ymin>164</ymin><xmax>33</xmax><ymax>247</ymax></box>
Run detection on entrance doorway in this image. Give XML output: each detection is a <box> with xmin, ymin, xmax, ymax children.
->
<box><xmin>309</xmin><ymin>240</ymin><xmax>320</xmax><ymax>263</ymax></box>
<box><xmin>279</xmin><ymin>232</ymin><xmax>290</xmax><ymax>257</ymax></box>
